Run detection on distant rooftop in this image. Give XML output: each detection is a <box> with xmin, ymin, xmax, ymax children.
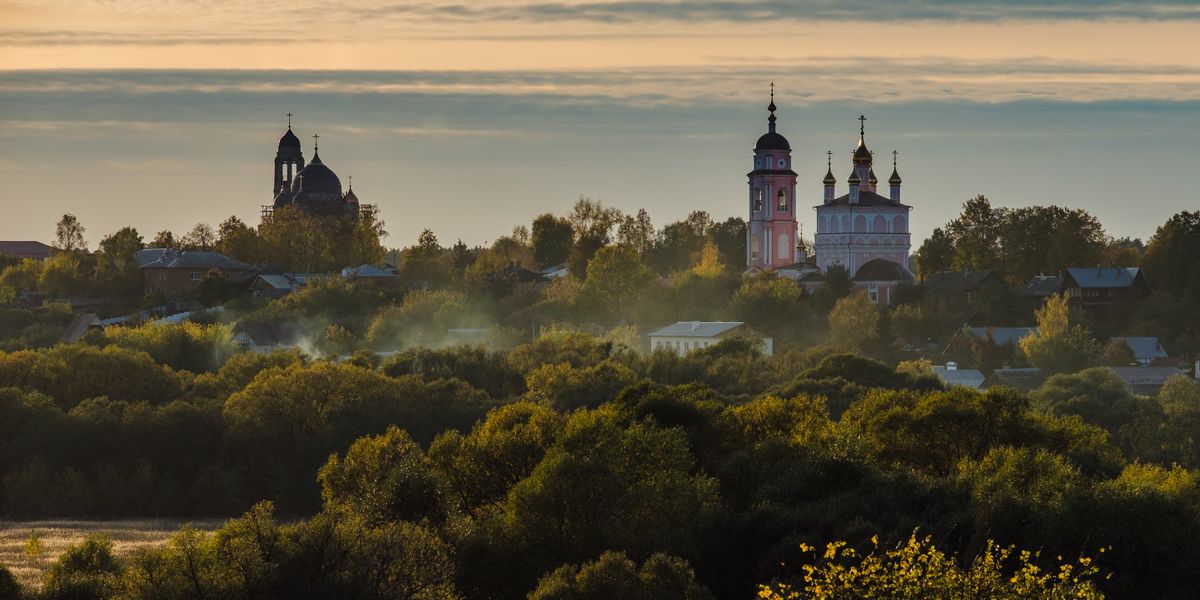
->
<box><xmin>1065</xmin><ymin>267</ymin><xmax>1143</xmax><ymax>289</ymax></box>
<box><xmin>648</xmin><ymin>321</ymin><xmax>747</xmax><ymax>338</ymax></box>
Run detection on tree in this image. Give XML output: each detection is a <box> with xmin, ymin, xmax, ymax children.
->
<box><xmin>1097</xmin><ymin>338</ymin><xmax>1136</xmax><ymax>367</ymax></box>
<box><xmin>530</xmin><ymin>551</ymin><xmax>714</xmax><ymax>600</ymax></box>
<box><xmin>55</xmin><ymin>213</ymin><xmax>87</xmax><ymax>252</ymax></box>
<box><xmin>690</xmin><ymin>240</ymin><xmax>724</xmax><ymax>278</ymax></box>
<box><xmin>1019</xmin><ymin>293</ymin><xmax>1100</xmax><ymax>376</ymax></box>
<box><xmin>1000</xmin><ymin>206</ymin><xmax>1106</xmax><ymax>285</ymax></box>
<box><xmin>580</xmin><ymin>245</ymin><xmax>651</xmax><ymax>323</ymax></box>
<box><xmin>181</xmin><ymin>223</ymin><xmax>216</xmax><ymax>250</ymax></box>
<box><xmin>150</xmin><ymin>229</ymin><xmax>177</xmax><ymax>249</ymax></box>
<box><xmin>913</xmin><ymin>227</ymin><xmax>953</xmax><ymax>279</ymax></box>
<box><xmin>1143</xmin><ymin>211</ymin><xmax>1200</xmax><ymax>300</ymax></box>
<box><xmin>730</xmin><ymin>274</ymin><xmax>806</xmax><ymax>340</ymax></box>
<box><xmin>828</xmin><ymin>291</ymin><xmax>881</xmax><ymax>355</ymax></box>
<box><xmin>318</xmin><ymin>425</ymin><xmax>443</xmax><ymax>525</ymax></box>
<box><xmin>709</xmin><ymin>217</ymin><xmax>747</xmax><ymax>273</ymax></box>
<box><xmin>617</xmin><ymin>208</ymin><xmax>655</xmax><ymax>257</ymax></box>
<box><xmin>812</xmin><ymin>265</ymin><xmax>853</xmax><ymax>311</ymax></box>
<box><xmin>945</xmin><ymin>195</ymin><xmax>1003</xmax><ymax>272</ymax></box>
<box><xmin>43</xmin><ymin>533</ymin><xmax>122</xmax><ymax>599</ymax></box>
<box><xmin>568</xmin><ymin>196</ymin><xmax>623</xmax><ymax>276</ymax></box>
<box><xmin>94</xmin><ymin>226</ymin><xmax>144</xmax><ymax>298</ymax></box>
<box><xmin>38</xmin><ymin>251</ymin><xmax>83</xmax><ymax>297</ymax></box>
<box><xmin>217</xmin><ymin>216</ymin><xmax>259</xmax><ymax>260</ymax></box>
<box><xmin>532</xmin><ymin>213</ymin><xmax>575</xmax><ymax>269</ymax></box>
<box><xmin>397</xmin><ymin>229</ymin><xmax>447</xmax><ymax>288</ymax></box>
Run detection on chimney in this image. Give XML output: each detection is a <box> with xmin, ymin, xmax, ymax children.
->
<box><xmin>946</xmin><ymin>361</ymin><xmax>958</xmax><ymax>371</ymax></box>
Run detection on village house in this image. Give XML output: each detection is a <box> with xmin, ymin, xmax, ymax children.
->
<box><xmin>1060</xmin><ymin>267</ymin><xmax>1150</xmax><ymax>311</ymax></box>
<box><xmin>138</xmin><ymin>249</ymin><xmax>256</xmax><ymax>295</ymax></box>
<box><xmin>922</xmin><ymin>269</ymin><xmax>1009</xmax><ymax>311</ymax></box>
<box><xmin>0</xmin><ymin>241</ymin><xmax>54</xmax><ymax>261</ymax></box>
<box><xmin>648</xmin><ymin>321</ymin><xmax>774</xmax><ymax>356</ymax></box>
<box><xmin>932</xmin><ymin>362</ymin><xmax>985</xmax><ymax>389</ymax></box>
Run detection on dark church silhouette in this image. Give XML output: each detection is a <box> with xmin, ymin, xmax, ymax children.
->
<box><xmin>263</xmin><ymin>115</ymin><xmax>365</xmax><ymax>220</ymax></box>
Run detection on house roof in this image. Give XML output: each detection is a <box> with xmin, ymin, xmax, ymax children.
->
<box><xmin>1022</xmin><ymin>275</ymin><xmax>1061</xmax><ymax>297</ymax></box>
<box><xmin>139</xmin><ymin>249</ymin><xmax>253</xmax><ymax>271</ymax></box>
<box><xmin>987</xmin><ymin>368</ymin><xmax>1046</xmax><ymax>392</ymax></box>
<box><xmin>343</xmin><ymin>264</ymin><xmax>396</xmax><ymax>278</ymax></box>
<box><xmin>853</xmin><ymin>258</ymin><xmax>915</xmax><ymax>282</ymax></box>
<box><xmin>1108</xmin><ymin>367</ymin><xmax>1183</xmax><ymax>394</ymax></box>
<box><xmin>968</xmin><ymin>326</ymin><xmax>1037</xmax><ymax>348</ymax></box>
<box><xmin>817</xmin><ymin>190</ymin><xmax>911</xmax><ymax>209</ymax></box>
<box><xmin>1111</xmin><ymin>337</ymin><xmax>1169</xmax><ymax>362</ymax></box>
<box><xmin>648</xmin><ymin>321</ymin><xmax>747</xmax><ymax>338</ymax></box>
<box><xmin>61</xmin><ymin>313</ymin><xmax>103</xmax><ymax>344</ymax></box>
<box><xmin>932</xmin><ymin>366</ymin><xmax>985</xmax><ymax>389</ymax></box>
<box><xmin>1064</xmin><ymin>267</ymin><xmax>1143</xmax><ymax>289</ymax></box>
<box><xmin>0</xmin><ymin>241</ymin><xmax>53</xmax><ymax>259</ymax></box>
<box><xmin>925</xmin><ymin>270</ymin><xmax>999</xmax><ymax>295</ymax></box>
<box><xmin>233</xmin><ymin>321</ymin><xmax>305</xmax><ymax>347</ymax></box>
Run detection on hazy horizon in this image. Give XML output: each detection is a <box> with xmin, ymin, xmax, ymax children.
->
<box><xmin>2</xmin><ymin>1</ymin><xmax>1198</xmax><ymax>250</ymax></box>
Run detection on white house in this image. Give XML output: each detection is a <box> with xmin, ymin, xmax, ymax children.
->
<box><xmin>647</xmin><ymin>321</ymin><xmax>773</xmax><ymax>357</ymax></box>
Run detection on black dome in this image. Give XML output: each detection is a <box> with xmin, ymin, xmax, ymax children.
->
<box><xmin>755</xmin><ymin>132</ymin><xmax>790</xmax><ymax>151</ymax></box>
<box><xmin>292</xmin><ymin>153</ymin><xmax>341</xmax><ymax>194</ymax></box>
<box><xmin>278</xmin><ymin>128</ymin><xmax>301</xmax><ymax>150</ymax></box>
<box><xmin>853</xmin><ymin>259</ymin><xmax>914</xmax><ymax>282</ymax></box>
<box><xmin>853</xmin><ymin>138</ymin><xmax>872</xmax><ymax>163</ymax></box>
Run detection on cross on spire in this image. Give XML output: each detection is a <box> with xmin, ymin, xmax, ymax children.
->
<box><xmin>858</xmin><ymin>114</ymin><xmax>866</xmax><ymax>137</ymax></box>
<box><xmin>826</xmin><ymin>150</ymin><xmax>832</xmax><ymax>168</ymax></box>
<box><xmin>348</xmin><ymin>175</ymin><xmax>353</xmax><ymax>189</ymax></box>
<box><xmin>770</xmin><ymin>82</ymin><xmax>775</xmax><ymax>102</ymax></box>
<box><xmin>892</xmin><ymin>149</ymin><xmax>898</xmax><ymax>168</ymax></box>
<box><xmin>286</xmin><ymin>112</ymin><xmax>293</xmax><ymax>129</ymax></box>
<box><xmin>312</xmin><ymin>133</ymin><xmax>319</xmax><ymax>152</ymax></box>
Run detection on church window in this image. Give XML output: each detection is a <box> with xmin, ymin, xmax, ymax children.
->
<box><xmin>873</xmin><ymin>215</ymin><xmax>887</xmax><ymax>233</ymax></box>
<box><xmin>841</xmin><ymin>216</ymin><xmax>849</xmax><ymax>232</ymax></box>
<box><xmin>777</xmin><ymin>189</ymin><xmax>787</xmax><ymax>211</ymax></box>
<box><xmin>190</xmin><ymin>272</ymin><xmax>202</xmax><ymax>281</ymax></box>
<box><xmin>855</xmin><ymin>215</ymin><xmax>867</xmax><ymax>232</ymax></box>
<box><xmin>869</xmin><ymin>288</ymin><xmax>878</xmax><ymax>303</ymax></box>
<box><xmin>778</xmin><ymin>159</ymin><xmax>786</xmax><ymax>168</ymax></box>
<box><xmin>755</xmin><ymin>159</ymin><xmax>761</xmax><ymax>169</ymax></box>
<box><xmin>754</xmin><ymin>188</ymin><xmax>763</xmax><ymax>212</ymax></box>
<box><xmin>751</xmin><ymin>234</ymin><xmax>760</xmax><ymax>260</ymax></box>
<box><xmin>893</xmin><ymin>216</ymin><xmax>906</xmax><ymax>233</ymax></box>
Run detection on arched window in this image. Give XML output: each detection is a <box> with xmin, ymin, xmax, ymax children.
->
<box><xmin>751</xmin><ymin>233</ymin><xmax>760</xmax><ymax>260</ymax></box>
<box><xmin>893</xmin><ymin>216</ymin><xmax>906</xmax><ymax>233</ymax></box>
<box><xmin>855</xmin><ymin>215</ymin><xmax>867</xmax><ymax>232</ymax></box>
<box><xmin>777</xmin><ymin>189</ymin><xmax>787</xmax><ymax>211</ymax></box>
<box><xmin>778</xmin><ymin>233</ymin><xmax>790</xmax><ymax>261</ymax></box>
<box><xmin>841</xmin><ymin>215</ymin><xmax>849</xmax><ymax>232</ymax></box>
<box><xmin>753</xmin><ymin>188</ymin><xmax>763</xmax><ymax>212</ymax></box>
<box><xmin>873</xmin><ymin>215</ymin><xmax>887</xmax><ymax>233</ymax></box>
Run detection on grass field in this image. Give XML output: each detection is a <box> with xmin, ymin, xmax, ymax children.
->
<box><xmin>0</xmin><ymin>519</ymin><xmax>222</xmax><ymax>591</ymax></box>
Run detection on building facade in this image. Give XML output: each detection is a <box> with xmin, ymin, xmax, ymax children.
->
<box><xmin>264</xmin><ymin>119</ymin><xmax>366</xmax><ymax>220</ymax></box>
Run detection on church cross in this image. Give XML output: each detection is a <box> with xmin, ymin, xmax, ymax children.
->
<box><xmin>858</xmin><ymin>114</ymin><xmax>866</xmax><ymax>136</ymax></box>
<box><xmin>826</xmin><ymin>150</ymin><xmax>832</xmax><ymax>168</ymax></box>
<box><xmin>770</xmin><ymin>81</ymin><xmax>775</xmax><ymax>101</ymax></box>
<box><xmin>312</xmin><ymin>133</ymin><xmax>319</xmax><ymax>151</ymax></box>
<box><xmin>892</xmin><ymin>149</ymin><xmax>898</xmax><ymax>168</ymax></box>
<box><xmin>286</xmin><ymin>112</ymin><xmax>293</xmax><ymax>128</ymax></box>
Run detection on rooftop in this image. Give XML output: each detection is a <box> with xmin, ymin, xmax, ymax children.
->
<box><xmin>1065</xmin><ymin>267</ymin><xmax>1143</xmax><ymax>289</ymax></box>
<box><xmin>648</xmin><ymin>321</ymin><xmax>747</xmax><ymax>338</ymax></box>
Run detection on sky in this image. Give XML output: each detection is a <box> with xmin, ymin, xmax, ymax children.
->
<box><xmin>1</xmin><ymin>1</ymin><xmax>1198</xmax><ymax>250</ymax></box>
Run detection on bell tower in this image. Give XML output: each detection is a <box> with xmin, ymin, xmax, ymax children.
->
<box><xmin>746</xmin><ymin>84</ymin><xmax>799</xmax><ymax>270</ymax></box>
<box><xmin>273</xmin><ymin>113</ymin><xmax>306</xmax><ymax>198</ymax></box>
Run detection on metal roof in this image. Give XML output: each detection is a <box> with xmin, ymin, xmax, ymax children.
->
<box><xmin>1111</xmin><ymin>337</ymin><xmax>1168</xmax><ymax>361</ymax></box>
<box><xmin>648</xmin><ymin>321</ymin><xmax>746</xmax><ymax>338</ymax></box>
<box><xmin>139</xmin><ymin>249</ymin><xmax>253</xmax><ymax>271</ymax></box>
<box><xmin>1064</xmin><ymin>267</ymin><xmax>1143</xmax><ymax>289</ymax></box>
<box><xmin>817</xmin><ymin>190</ymin><xmax>911</xmax><ymax>209</ymax></box>
<box><xmin>968</xmin><ymin>326</ymin><xmax>1037</xmax><ymax>348</ymax></box>
<box><xmin>0</xmin><ymin>241</ymin><xmax>53</xmax><ymax>259</ymax></box>
<box><xmin>932</xmin><ymin>366</ymin><xmax>985</xmax><ymax>389</ymax></box>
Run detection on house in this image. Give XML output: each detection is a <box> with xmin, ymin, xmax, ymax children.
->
<box><xmin>932</xmin><ymin>362</ymin><xmax>985</xmax><ymax>389</ymax></box>
<box><xmin>1060</xmin><ymin>267</ymin><xmax>1150</xmax><ymax>310</ymax></box>
<box><xmin>232</xmin><ymin>321</ymin><xmax>306</xmax><ymax>353</ymax></box>
<box><xmin>775</xmin><ymin>261</ymin><xmax>821</xmax><ymax>283</ymax></box>
<box><xmin>61</xmin><ymin>313</ymin><xmax>104</xmax><ymax>343</ymax></box>
<box><xmin>852</xmin><ymin>258</ymin><xmax>916</xmax><ymax>305</ymax></box>
<box><xmin>139</xmin><ymin>249</ymin><xmax>256</xmax><ymax>295</ymax></box>
<box><xmin>985</xmin><ymin>367</ymin><xmax>1046</xmax><ymax>392</ymax></box>
<box><xmin>251</xmin><ymin>272</ymin><xmax>330</xmax><ymax>299</ymax></box>
<box><xmin>1107</xmin><ymin>367</ymin><xmax>1183</xmax><ymax>396</ymax></box>
<box><xmin>0</xmin><ymin>241</ymin><xmax>53</xmax><ymax>261</ymax></box>
<box><xmin>1109</xmin><ymin>337</ymin><xmax>1169</xmax><ymax>367</ymax></box>
<box><xmin>342</xmin><ymin>264</ymin><xmax>399</xmax><ymax>282</ymax></box>
<box><xmin>647</xmin><ymin>321</ymin><xmax>774</xmax><ymax>356</ymax></box>
<box><xmin>923</xmin><ymin>270</ymin><xmax>1008</xmax><ymax>309</ymax></box>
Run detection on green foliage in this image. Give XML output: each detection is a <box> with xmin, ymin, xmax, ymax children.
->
<box><xmin>508</xmin><ymin>327</ymin><xmax>611</xmax><ymax>373</ymax></box>
<box><xmin>256</xmin><ymin>206</ymin><xmax>386</xmax><ymax>273</ymax></box>
<box><xmin>1033</xmin><ymin>368</ymin><xmax>1142</xmax><ymax>434</ymax></box>
<box><xmin>1142</xmin><ymin>210</ymin><xmax>1200</xmax><ymax>300</ymax></box>
<box><xmin>101</xmin><ymin>321</ymin><xmax>237</xmax><ymax>373</ymax></box>
<box><xmin>525</xmin><ymin>360</ymin><xmax>640</xmax><ymax>410</ymax></box>
<box><xmin>731</xmin><ymin>275</ymin><xmax>807</xmax><ymax>342</ymax></box>
<box><xmin>367</xmin><ymin>290</ymin><xmax>474</xmax><ymax>350</ymax></box>
<box><xmin>1020</xmin><ymin>294</ymin><xmax>1100</xmax><ymax>375</ymax></box>
<box><xmin>0</xmin><ymin>563</ymin><xmax>20</xmax><ymax>600</ymax></box>
<box><xmin>43</xmin><ymin>534</ymin><xmax>121</xmax><ymax>600</ymax></box>
<box><xmin>319</xmin><ymin>425</ymin><xmax>444</xmax><ymax>524</ymax></box>
<box><xmin>580</xmin><ymin>245</ymin><xmax>651</xmax><ymax>324</ymax></box>
<box><xmin>827</xmin><ymin>292</ymin><xmax>881</xmax><ymax>355</ymax></box>
<box><xmin>530</xmin><ymin>551</ymin><xmax>714</xmax><ymax>600</ymax></box>
<box><xmin>380</xmin><ymin>345</ymin><xmax>524</xmax><ymax>399</ymax></box>
<box><xmin>0</xmin><ymin>345</ymin><xmax>185</xmax><ymax>409</ymax></box>
<box><xmin>532</xmin><ymin>213</ymin><xmax>574</xmax><ymax>269</ymax></box>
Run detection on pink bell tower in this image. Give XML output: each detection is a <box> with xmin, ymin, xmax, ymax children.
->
<box><xmin>746</xmin><ymin>85</ymin><xmax>799</xmax><ymax>271</ymax></box>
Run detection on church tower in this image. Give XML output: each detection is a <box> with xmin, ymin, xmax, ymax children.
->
<box><xmin>273</xmin><ymin>114</ymin><xmax>305</xmax><ymax>198</ymax></box>
<box><xmin>746</xmin><ymin>88</ymin><xmax>799</xmax><ymax>271</ymax></box>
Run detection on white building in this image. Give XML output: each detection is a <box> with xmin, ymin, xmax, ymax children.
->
<box><xmin>647</xmin><ymin>321</ymin><xmax>773</xmax><ymax>357</ymax></box>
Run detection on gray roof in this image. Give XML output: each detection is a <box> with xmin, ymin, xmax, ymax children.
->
<box><xmin>1111</xmin><ymin>337</ymin><xmax>1168</xmax><ymax>362</ymax></box>
<box><xmin>61</xmin><ymin>313</ymin><xmax>103</xmax><ymax>344</ymax></box>
<box><xmin>1064</xmin><ymin>267</ymin><xmax>1143</xmax><ymax>289</ymax></box>
<box><xmin>925</xmin><ymin>270</ymin><xmax>1000</xmax><ymax>295</ymax></box>
<box><xmin>139</xmin><ymin>249</ymin><xmax>253</xmax><ymax>271</ymax></box>
<box><xmin>1108</xmin><ymin>367</ymin><xmax>1184</xmax><ymax>395</ymax></box>
<box><xmin>343</xmin><ymin>264</ymin><xmax>396</xmax><ymax>278</ymax></box>
<box><xmin>987</xmin><ymin>368</ymin><xmax>1046</xmax><ymax>392</ymax></box>
<box><xmin>817</xmin><ymin>190</ymin><xmax>911</xmax><ymax>209</ymax></box>
<box><xmin>853</xmin><ymin>258</ymin><xmax>915</xmax><ymax>282</ymax></box>
<box><xmin>968</xmin><ymin>326</ymin><xmax>1037</xmax><ymax>348</ymax></box>
<box><xmin>1022</xmin><ymin>275</ymin><xmax>1060</xmax><ymax>297</ymax></box>
<box><xmin>648</xmin><ymin>321</ymin><xmax>747</xmax><ymax>338</ymax></box>
<box><xmin>0</xmin><ymin>241</ymin><xmax>53</xmax><ymax>259</ymax></box>
<box><xmin>932</xmin><ymin>366</ymin><xmax>985</xmax><ymax>389</ymax></box>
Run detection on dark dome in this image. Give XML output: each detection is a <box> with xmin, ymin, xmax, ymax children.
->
<box><xmin>755</xmin><ymin>132</ymin><xmax>790</xmax><ymax>151</ymax></box>
<box><xmin>853</xmin><ymin>259</ymin><xmax>915</xmax><ymax>282</ymax></box>
<box><xmin>853</xmin><ymin>138</ymin><xmax>872</xmax><ymax>163</ymax></box>
<box><xmin>343</xmin><ymin>188</ymin><xmax>359</xmax><ymax>204</ymax></box>
<box><xmin>889</xmin><ymin>168</ymin><xmax>902</xmax><ymax>185</ymax></box>
<box><xmin>823</xmin><ymin>167</ymin><xmax>836</xmax><ymax>185</ymax></box>
<box><xmin>292</xmin><ymin>153</ymin><xmax>341</xmax><ymax>194</ymax></box>
<box><xmin>278</xmin><ymin>128</ymin><xmax>301</xmax><ymax>150</ymax></box>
